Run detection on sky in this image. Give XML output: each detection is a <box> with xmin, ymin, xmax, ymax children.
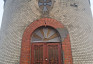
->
<box><xmin>0</xmin><ymin>0</ymin><xmax>93</xmax><ymax>28</ymax></box>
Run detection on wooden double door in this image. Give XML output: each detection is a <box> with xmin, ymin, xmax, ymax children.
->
<box><xmin>31</xmin><ymin>43</ymin><xmax>63</xmax><ymax>64</ymax></box>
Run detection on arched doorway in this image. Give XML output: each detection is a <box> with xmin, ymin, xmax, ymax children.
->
<box><xmin>20</xmin><ymin>18</ymin><xmax>73</xmax><ymax>64</ymax></box>
<box><xmin>31</xmin><ymin>26</ymin><xmax>62</xmax><ymax>64</ymax></box>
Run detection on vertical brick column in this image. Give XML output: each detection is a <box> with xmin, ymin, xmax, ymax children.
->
<box><xmin>62</xmin><ymin>34</ymin><xmax>73</xmax><ymax>64</ymax></box>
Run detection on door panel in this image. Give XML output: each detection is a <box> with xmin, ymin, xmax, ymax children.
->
<box><xmin>47</xmin><ymin>43</ymin><xmax>62</xmax><ymax>64</ymax></box>
<box><xmin>31</xmin><ymin>43</ymin><xmax>44</xmax><ymax>64</ymax></box>
<box><xmin>31</xmin><ymin>43</ymin><xmax>62</xmax><ymax>64</ymax></box>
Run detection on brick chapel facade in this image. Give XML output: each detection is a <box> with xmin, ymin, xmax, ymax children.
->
<box><xmin>0</xmin><ymin>0</ymin><xmax>93</xmax><ymax>64</ymax></box>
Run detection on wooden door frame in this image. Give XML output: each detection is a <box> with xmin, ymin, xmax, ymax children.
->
<box><xmin>20</xmin><ymin>18</ymin><xmax>73</xmax><ymax>64</ymax></box>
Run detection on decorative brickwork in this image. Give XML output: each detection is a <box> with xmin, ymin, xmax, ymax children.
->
<box><xmin>0</xmin><ymin>0</ymin><xmax>93</xmax><ymax>64</ymax></box>
<box><xmin>20</xmin><ymin>18</ymin><xmax>73</xmax><ymax>64</ymax></box>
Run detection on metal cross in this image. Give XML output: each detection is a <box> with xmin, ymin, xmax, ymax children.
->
<box><xmin>38</xmin><ymin>0</ymin><xmax>52</xmax><ymax>12</ymax></box>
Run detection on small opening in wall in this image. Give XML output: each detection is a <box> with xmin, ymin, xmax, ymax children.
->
<box><xmin>88</xmin><ymin>0</ymin><xmax>90</xmax><ymax>5</ymax></box>
<box><xmin>70</xmin><ymin>3</ymin><xmax>78</xmax><ymax>7</ymax></box>
<box><xmin>38</xmin><ymin>0</ymin><xmax>52</xmax><ymax>11</ymax></box>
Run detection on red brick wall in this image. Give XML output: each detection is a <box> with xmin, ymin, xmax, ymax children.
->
<box><xmin>20</xmin><ymin>18</ymin><xmax>73</xmax><ymax>64</ymax></box>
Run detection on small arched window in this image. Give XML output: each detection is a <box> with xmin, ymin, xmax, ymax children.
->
<box><xmin>31</xmin><ymin>26</ymin><xmax>61</xmax><ymax>43</ymax></box>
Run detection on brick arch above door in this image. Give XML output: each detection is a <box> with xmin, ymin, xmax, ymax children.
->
<box><xmin>20</xmin><ymin>18</ymin><xmax>73</xmax><ymax>64</ymax></box>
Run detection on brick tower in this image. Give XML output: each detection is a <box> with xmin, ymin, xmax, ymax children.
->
<box><xmin>0</xmin><ymin>0</ymin><xmax>93</xmax><ymax>64</ymax></box>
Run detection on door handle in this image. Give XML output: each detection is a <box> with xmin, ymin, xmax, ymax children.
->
<box><xmin>45</xmin><ymin>58</ymin><xmax>48</xmax><ymax>61</ymax></box>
